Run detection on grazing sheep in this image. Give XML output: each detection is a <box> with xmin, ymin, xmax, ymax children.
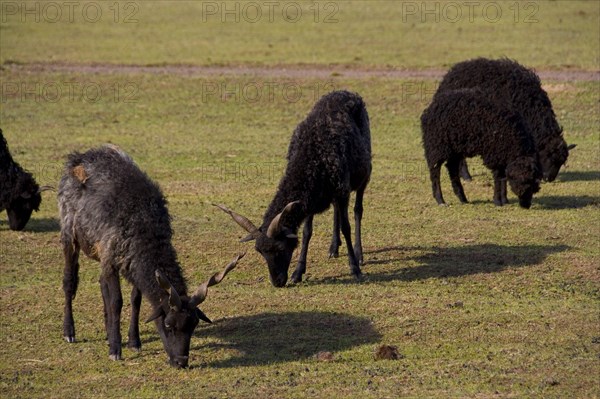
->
<box><xmin>58</xmin><ymin>145</ymin><xmax>242</xmax><ymax>368</ymax></box>
<box><xmin>436</xmin><ymin>57</ymin><xmax>575</xmax><ymax>185</ymax></box>
<box><xmin>215</xmin><ymin>90</ymin><xmax>372</xmax><ymax>287</ymax></box>
<box><xmin>421</xmin><ymin>88</ymin><xmax>542</xmax><ymax>208</ymax></box>
<box><xmin>0</xmin><ymin>129</ymin><xmax>50</xmax><ymax>230</ymax></box>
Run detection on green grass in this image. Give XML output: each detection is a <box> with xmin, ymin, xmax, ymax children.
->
<box><xmin>1</xmin><ymin>2</ymin><xmax>599</xmax><ymax>398</ymax></box>
<box><xmin>0</xmin><ymin>1</ymin><xmax>598</xmax><ymax>69</ymax></box>
<box><xmin>1</xmin><ymin>70</ymin><xmax>598</xmax><ymax>398</ymax></box>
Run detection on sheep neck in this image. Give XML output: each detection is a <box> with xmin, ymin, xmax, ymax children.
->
<box><xmin>262</xmin><ymin>176</ymin><xmax>309</xmax><ymax>233</ymax></box>
<box><xmin>130</xmin><ymin>242</ymin><xmax>189</xmax><ymax>308</ymax></box>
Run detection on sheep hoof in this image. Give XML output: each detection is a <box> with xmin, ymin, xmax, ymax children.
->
<box><xmin>290</xmin><ymin>273</ymin><xmax>302</xmax><ymax>284</ymax></box>
<box><xmin>109</xmin><ymin>353</ymin><xmax>122</xmax><ymax>361</ymax></box>
<box><xmin>328</xmin><ymin>246</ymin><xmax>340</xmax><ymax>258</ymax></box>
<box><xmin>127</xmin><ymin>342</ymin><xmax>141</xmax><ymax>352</ymax></box>
<box><xmin>352</xmin><ymin>271</ymin><xmax>364</xmax><ymax>281</ymax></box>
<box><xmin>64</xmin><ymin>335</ymin><xmax>75</xmax><ymax>343</ymax></box>
<box><xmin>437</xmin><ymin>203</ymin><xmax>448</xmax><ymax>207</ymax></box>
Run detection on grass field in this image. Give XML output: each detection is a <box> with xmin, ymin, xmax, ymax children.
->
<box><xmin>1</xmin><ymin>1</ymin><xmax>599</xmax><ymax>398</ymax></box>
<box><xmin>1</xmin><ymin>1</ymin><xmax>599</xmax><ymax>69</ymax></box>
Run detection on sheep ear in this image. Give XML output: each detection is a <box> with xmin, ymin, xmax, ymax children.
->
<box><xmin>145</xmin><ymin>307</ymin><xmax>164</xmax><ymax>323</ymax></box>
<box><xmin>567</xmin><ymin>144</ymin><xmax>577</xmax><ymax>151</ymax></box>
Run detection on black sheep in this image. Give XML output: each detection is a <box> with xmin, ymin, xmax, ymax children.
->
<box><xmin>215</xmin><ymin>90</ymin><xmax>372</xmax><ymax>287</ymax></box>
<box><xmin>0</xmin><ymin>129</ymin><xmax>50</xmax><ymax>230</ymax></box>
<box><xmin>421</xmin><ymin>88</ymin><xmax>542</xmax><ymax>208</ymax></box>
<box><xmin>436</xmin><ymin>58</ymin><xmax>575</xmax><ymax>184</ymax></box>
<box><xmin>58</xmin><ymin>145</ymin><xmax>242</xmax><ymax>368</ymax></box>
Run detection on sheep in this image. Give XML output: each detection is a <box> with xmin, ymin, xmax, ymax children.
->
<box><xmin>0</xmin><ymin>129</ymin><xmax>51</xmax><ymax>230</ymax></box>
<box><xmin>215</xmin><ymin>90</ymin><xmax>372</xmax><ymax>287</ymax></box>
<box><xmin>421</xmin><ymin>88</ymin><xmax>542</xmax><ymax>208</ymax></box>
<box><xmin>58</xmin><ymin>144</ymin><xmax>243</xmax><ymax>368</ymax></box>
<box><xmin>436</xmin><ymin>57</ymin><xmax>576</xmax><ymax>186</ymax></box>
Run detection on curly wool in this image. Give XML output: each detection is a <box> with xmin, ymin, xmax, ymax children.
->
<box><xmin>422</xmin><ymin>88</ymin><xmax>536</xmax><ymax>167</ymax></box>
<box><xmin>421</xmin><ymin>88</ymin><xmax>541</xmax><ymax>203</ymax></box>
<box><xmin>58</xmin><ymin>145</ymin><xmax>186</xmax><ymax>305</ymax></box>
<box><xmin>436</xmin><ymin>57</ymin><xmax>569</xmax><ymax>180</ymax></box>
<box><xmin>0</xmin><ymin>130</ymin><xmax>41</xmax><ymax>229</ymax></box>
<box><xmin>262</xmin><ymin>90</ymin><xmax>372</xmax><ymax>230</ymax></box>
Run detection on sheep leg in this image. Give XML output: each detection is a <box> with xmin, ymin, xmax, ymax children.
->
<box><xmin>328</xmin><ymin>203</ymin><xmax>341</xmax><ymax>258</ymax></box>
<box><xmin>337</xmin><ymin>197</ymin><xmax>362</xmax><ymax>279</ymax></box>
<box><xmin>353</xmin><ymin>180</ymin><xmax>368</xmax><ymax>266</ymax></box>
<box><xmin>291</xmin><ymin>214</ymin><xmax>313</xmax><ymax>284</ymax></box>
<box><xmin>62</xmin><ymin>240</ymin><xmax>80</xmax><ymax>343</ymax></box>
<box><xmin>102</xmin><ymin>286</ymin><xmax>109</xmax><ymax>341</ymax></box>
<box><xmin>493</xmin><ymin>170</ymin><xmax>507</xmax><ymax>206</ymax></box>
<box><xmin>447</xmin><ymin>158</ymin><xmax>468</xmax><ymax>203</ymax></box>
<box><xmin>429</xmin><ymin>162</ymin><xmax>446</xmax><ymax>205</ymax></box>
<box><xmin>459</xmin><ymin>158</ymin><xmax>472</xmax><ymax>181</ymax></box>
<box><xmin>100</xmin><ymin>270</ymin><xmax>123</xmax><ymax>361</ymax></box>
<box><xmin>500</xmin><ymin>178</ymin><xmax>509</xmax><ymax>205</ymax></box>
<box><xmin>127</xmin><ymin>286</ymin><xmax>142</xmax><ymax>351</ymax></box>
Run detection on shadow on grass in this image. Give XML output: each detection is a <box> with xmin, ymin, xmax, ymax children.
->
<box><xmin>0</xmin><ymin>217</ymin><xmax>61</xmax><ymax>232</ymax></box>
<box><xmin>535</xmin><ymin>195</ymin><xmax>599</xmax><ymax>209</ymax></box>
<box><xmin>24</xmin><ymin>217</ymin><xmax>61</xmax><ymax>232</ymax></box>
<box><xmin>466</xmin><ymin>199</ymin><xmax>507</xmax><ymax>206</ymax></box>
<box><xmin>196</xmin><ymin>311</ymin><xmax>381</xmax><ymax>368</ymax></box>
<box><xmin>450</xmin><ymin>195</ymin><xmax>599</xmax><ymax>209</ymax></box>
<box><xmin>317</xmin><ymin>243</ymin><xmax>570</xmax><ymax>284</ymax></box>
<box><xmin>557</xmin><ymin>171</ymin><xmax>600</xmax><ymax>182</ymax></box>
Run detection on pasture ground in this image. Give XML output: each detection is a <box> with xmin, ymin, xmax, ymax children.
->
<box><xmin>1</xmin><ymin>1</ymin><xmax>599</xmax><ymax>398</ymax></box>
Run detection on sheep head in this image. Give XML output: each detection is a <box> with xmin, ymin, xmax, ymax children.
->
<box><xmin>6</xmin><ymin>182</ymin><xmax>52</xmax><ymax>231</ymax></box>
<box><xmin>538</xmin><ymin>134</ymin><xmax>577</xmax><ymax>182</ymax></box>
<box><xmin>213</xmin><ymin>202</ymin><xmax>300</xmax><ymax>287</ymax></box>
<box><xmin>146</xmin><ymin>253</ymin><xmax>243</xmax><ymax>368</ymax></box>
<box><xmin>506</xmin><ymin>156</ymin><xmax>542</xmax><ymax>209</ymax></box>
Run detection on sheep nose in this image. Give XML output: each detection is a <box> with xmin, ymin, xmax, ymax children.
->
<box><xmin>171</xmin><ymin>355</ymin><xmax>189</xmax><ymax>368</ymax></box>
<box><xmin>271</xmin><ymin>274</ymin><xmax>287</xmax><ymax>288</ymax></box>
<box><xmin>519</xmin><ymin>196</ymin><xmax>533</xmax><ymax>209</ymax></box>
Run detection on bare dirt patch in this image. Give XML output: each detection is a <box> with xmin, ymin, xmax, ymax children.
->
<box><xmin>542</xmin><ymin>83</ymin><xmax>577</xmax><ymax>93</ymax></box>
<box><xmin>3</xmin><ymin>62</ymin><xmax>599</xmax><ymax>82</ymax></box>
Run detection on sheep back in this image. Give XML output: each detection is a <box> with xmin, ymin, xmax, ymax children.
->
<box><xmin>436</xmin><ymin>57</ymin><xmax>568</xmax><ymax>177</ymax></box>
<box><xmin>265</xmin><ymin>90</ymin><xmax>371</xmax><ymax>223</ymax></box>
<box><xmin>58</xmin><ymin>145</ymin><xmax>185</xmax><ymax>294</ymax></box>
<box><xmin>421</xmin><ymin>88</ymin><xmax>536</xmax><ymax>170</ymax></box>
